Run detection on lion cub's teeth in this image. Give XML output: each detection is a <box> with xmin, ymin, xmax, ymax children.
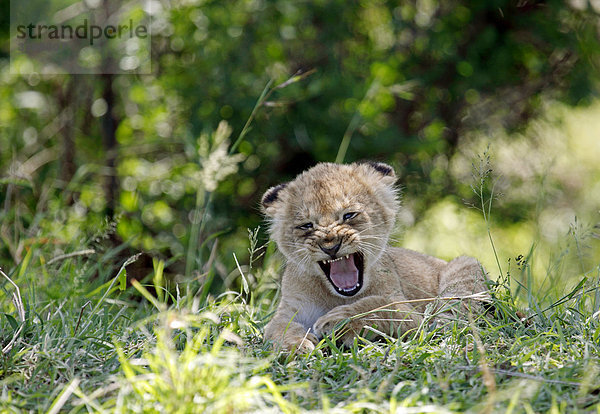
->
<box><xmin>323</xmin><ymin>255</ymin><xmax>353</xmax><ymax>264</ymax></box>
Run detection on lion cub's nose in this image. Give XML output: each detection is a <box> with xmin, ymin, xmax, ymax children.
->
<box><xmin>319</xmin><ymin>241</ymin><xmax>341</xmax><ymax>258</ymax></box>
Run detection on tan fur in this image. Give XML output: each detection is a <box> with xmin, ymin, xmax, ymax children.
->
<box><xmin>262</xmin><ymin>162</ymin><xmax>489</xmax><ymax>352</ymax></box>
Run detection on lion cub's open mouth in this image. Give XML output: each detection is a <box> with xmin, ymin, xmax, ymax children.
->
<box><xmin>318</xmin><ymin>252</ymin><xmax>364</xmax><ymax>296</ymax></box>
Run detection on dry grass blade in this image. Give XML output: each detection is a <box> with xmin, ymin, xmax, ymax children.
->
<box><xmin>46</xmin><ymin>249</ymin><xmax>96</xmax><ymax>265</ymax></box>
<box><xmin>0</xmin><ymin>267</ymin><xmax>25</xmax><ymax>322</ymax></box>
<box><xmin>1</xmin><ymin>267</ymin><xmax>26</xmax><ymax>354</ymax></box>
<box><xmin>47</xmin><ymin>378</ymin><xmax>81</xmax><ymax>414</ymax></box>
<box><xmin>360</xmin><ymin>291</ymin><xmax>492</xmax><ymax>316</ymax></box>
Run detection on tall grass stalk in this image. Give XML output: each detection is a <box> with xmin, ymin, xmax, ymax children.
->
<box><xmin>471</xmin><ymin>149</ymin><xmax>503</xmax><ymax>276</ymax></box>
<box><xmin>185</xmin><ymin>70</ymin><xmax>315</xmax><ymax>278</ymax></box>
<box><xmin>335</xmin><ymin>79</ymin><xmax>379</xmax><ymax>164</ymax></box>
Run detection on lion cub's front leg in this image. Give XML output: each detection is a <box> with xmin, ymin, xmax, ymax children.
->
<box><xmin>313</xmin><ymin>296</ymin><xmax>422</xmax><ymax>346</ymax></box>
<box><xmin>264</xmin><ymin>312</ymin><xmax>318</xmax><ymax>353</ymax></box>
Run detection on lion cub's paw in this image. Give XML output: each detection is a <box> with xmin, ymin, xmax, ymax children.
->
<box><xmin>283</xmin><ymin>332</ymin><xmax>318</xmax><ymax>354</ymax></box>
<box><xmin>312</xmin><ymin>305</ymin><xmax>359</xmax><ymax>343</ymax></box>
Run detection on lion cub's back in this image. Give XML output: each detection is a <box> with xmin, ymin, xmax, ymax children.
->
<box><xmin>385</xmin><ymin>246</ymin><xmax>447</xmax><ymax>301</ymax></box>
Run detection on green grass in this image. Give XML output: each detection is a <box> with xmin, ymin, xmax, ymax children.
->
<box><xmin>1</xmin><ymin>94</ymin><xmax>599</xmax><ymax>413</ymax></box>
<box><xmin>1</xmin><ymin>228</ymin><xmax>599</xmax><ymax>413</ymax></box>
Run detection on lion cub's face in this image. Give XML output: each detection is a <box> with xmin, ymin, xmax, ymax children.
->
<box><xmin>262</xmin><ymin>162</ymin><xmax>399</xmax><ymax>297</ymax></box>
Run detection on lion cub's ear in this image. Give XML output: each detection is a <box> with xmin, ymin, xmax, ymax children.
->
<box><xmin>261</xmin><ymin>183</ymin><xmax>288</xmax><ymax>217</ymax></box>
<box><xmin>357</xmin><ymin>161</ymin><xmax>397</xmax><ymax>185</ymax></box>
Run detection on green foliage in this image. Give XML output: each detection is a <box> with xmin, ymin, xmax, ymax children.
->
<box><xmin>1</xmin><ymin>1</ymin><xmax>600</xmax><ymax>412</ymax></box>
<box><xmin>0</xmin><ymin>257</ymin><xmax>151</xmax><ymax>412</ymax></box>
<box><xmin>2</xmin><ymin>0</ymin><xmax>600</xmax><ymax>279</ymax></box>
<box><xmin>1</xmin><ymin>229</ymin><xmax>599</xmax><ymax>412</ymax></box>
<box><xmin>112</xmin><ymin>314</ymin><xmax>298</xmax><ymax>413</ymax></box>
<box><xmin>1</xmin><ymin>134</ymin><xmax>599</xmax><ymax>410</ymax></box>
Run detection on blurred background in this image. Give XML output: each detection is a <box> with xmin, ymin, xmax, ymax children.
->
<box><xmin>1</xmin><ymin>0</ymin><xmax>600</xmax><ymax>300</ymax></box>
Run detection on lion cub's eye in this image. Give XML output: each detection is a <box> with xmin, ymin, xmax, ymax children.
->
<box><xmin>342</xmin><ymin>212</ymin><xmax>359</xmax><ymax>221</ymax></box>
<box><xmin>296</xmin><ymin>222</ymin><xmax>313</xmax><ymax>230</ymax></box>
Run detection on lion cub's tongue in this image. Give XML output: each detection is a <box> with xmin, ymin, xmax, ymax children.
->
<box><xmin>329</xmin><ymin>255</ymin><xmax>358</xmax><ymax>289</ymax></box>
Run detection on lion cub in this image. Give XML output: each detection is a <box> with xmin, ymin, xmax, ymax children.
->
<box><xmin>262</xmin><ymin>162</ymin><xmax>488</xmax><ymax>352</ymax></box>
